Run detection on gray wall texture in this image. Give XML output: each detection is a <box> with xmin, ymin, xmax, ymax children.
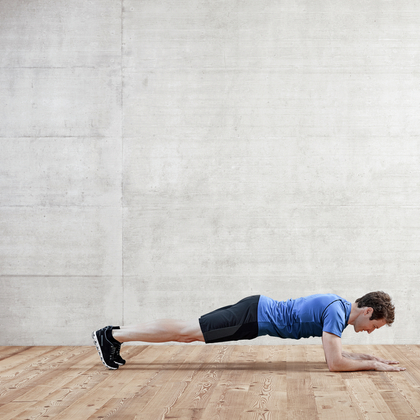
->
<box><xmin>1</xmin><ymin>1</ymin><xmax>419</xmax><ymax>346</ymax></box>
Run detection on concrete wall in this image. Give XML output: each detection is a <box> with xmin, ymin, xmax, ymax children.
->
<box><xmin>1</xmin><ymin>1</ymin><xmax>419</xmax><ymax>346</ymax></box>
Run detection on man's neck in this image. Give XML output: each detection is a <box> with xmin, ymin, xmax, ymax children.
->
<box><xmin>347</xmin><ymin>303</ymin><xmax>361</xmax><ymax>325</ymax></box>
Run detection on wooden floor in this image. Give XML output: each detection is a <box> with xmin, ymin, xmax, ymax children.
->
<box><xmin>1</xmin><ymin>345</ymin><xmax>420</xmax><ymax>419</ymax></box>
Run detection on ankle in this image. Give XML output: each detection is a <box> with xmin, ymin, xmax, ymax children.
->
<box><xmin>108</xmin><ymin>326</ymin><xmax>122</xmax><ymax>344</ymax></box>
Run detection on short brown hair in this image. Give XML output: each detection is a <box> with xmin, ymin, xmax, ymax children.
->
<box><xmin>355</xmin><ymin>291</ymin><xmax>395</xmax><ymax>325</ymax></box>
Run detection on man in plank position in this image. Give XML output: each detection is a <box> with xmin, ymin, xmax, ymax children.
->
<box><xmin>92</xmin><ymin>291</ymin><xmax>406</xmax><ymax>372</ymax></box>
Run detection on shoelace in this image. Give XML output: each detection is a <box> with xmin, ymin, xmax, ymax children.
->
<box><xmin>114</xmin><ymin>342</ymin><xmax>122</xmax><ymax>358</ymax></box>
<box><xmin>109</xmin><ymin>343</ymin><xmax>118</xmax><ymax>361</ymax></box>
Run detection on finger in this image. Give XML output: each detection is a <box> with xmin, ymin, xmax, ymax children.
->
<box><xmin>377</xmin><ymin>363</ymin><xmax>405</xmax><ymax>372</ymax></box>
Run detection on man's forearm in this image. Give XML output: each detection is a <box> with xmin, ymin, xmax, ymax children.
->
<box><xmin>322</xmin><ymin>332</ymin><xmax>405</xmax><ymax>372</ymax></box>
<box><xmin>328</xmin><ymin>355</ymin><xmax>377</xmax><ymax>372</ymax></box>
<box><xmin>342</xmin><ymin>351</ymin><xmax>373</xmax><ymax>361</ymax></box>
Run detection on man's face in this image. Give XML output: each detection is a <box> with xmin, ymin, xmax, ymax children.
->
<box><xmin>354</xmin><ymin>307</ymin><xmax>387</xmax><ymax>334</ymax></box>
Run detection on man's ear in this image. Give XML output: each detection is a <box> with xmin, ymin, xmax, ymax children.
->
<box><xmin>364</xmin><ymin>307</ymin><xmax>373</xmax><ymax>317</ymax></box>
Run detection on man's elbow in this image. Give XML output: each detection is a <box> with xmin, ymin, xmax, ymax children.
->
<box><xmin>326</xmin><ymin>360</ymin><xmax>344</xmax><ymax>372</ymax></box>
<box><xmin>328</xmin><ymin>364</ymin><xmax>340</xmax><ymax>372</ymax></box>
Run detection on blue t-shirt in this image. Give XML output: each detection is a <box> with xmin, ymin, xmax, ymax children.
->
<box><xmin>257</xmin><ymin>294</ymin><xmax>351</xmax><ymax>339</ymax></box>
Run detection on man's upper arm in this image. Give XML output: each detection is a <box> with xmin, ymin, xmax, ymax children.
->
<box><xmin>322</xmin><ymin>331</ymin><xmax>343</xmax><ymax>371</ymax></box>
<box><xmin>322</xmin><ymin>300</ymin><xmax>347</xmax><ymax>338</ymax></box>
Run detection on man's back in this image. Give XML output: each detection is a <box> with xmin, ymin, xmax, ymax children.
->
<box><xmin>257</xmin><ymin>293</ymin><xmax>352</xmax><ymax>339</ymax></box>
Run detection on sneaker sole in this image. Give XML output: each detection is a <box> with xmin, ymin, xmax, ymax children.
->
<box><xmin>92</xmin><ymin>331</ymin><xmax>118</xmax><ymax>370</ymax></box>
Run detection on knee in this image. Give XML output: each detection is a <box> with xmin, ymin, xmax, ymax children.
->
<box><xmin>177</xmin><ymin>321</ymin><xmax>204</xmax><ymax>343</ymax></box>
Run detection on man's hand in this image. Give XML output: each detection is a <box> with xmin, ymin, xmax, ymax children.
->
<box><xmin>373</xmin><ymin>360</ymin><xmax>406</xmax><ymax>372</ymax></box>
<box><xmin>342</xmin><ymin>351</ymin><xmax>402</xmax><ymax>366</ymax></box>
<box><xmin>370</xmin><ymin>355</ymin><xmax>402</xmax><ymax>366</ymax></box>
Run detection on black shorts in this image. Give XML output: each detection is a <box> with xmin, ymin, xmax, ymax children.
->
<box><xmin>199</xmin><ymin>295</ymin><xmax>260</xmax><ymax>343</ymax></box>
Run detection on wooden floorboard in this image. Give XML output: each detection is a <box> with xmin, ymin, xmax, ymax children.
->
<box><xmin>0</xmin><ymin>345</ymin><xmax>419</xmax><ymax>419</ymax></box>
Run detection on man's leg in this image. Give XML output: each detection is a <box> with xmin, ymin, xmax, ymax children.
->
<box><xmin>112</xmin><ymin>319</ymin><xmax>205</xmax><ymax>343</ymax></box>
<box><xmin>93</xmin><ymin>319</ymin><xmax>204</xmax><ymax>370</ymax></box>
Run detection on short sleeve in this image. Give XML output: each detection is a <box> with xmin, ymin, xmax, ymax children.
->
<box><xmin>322</xmin><ymin>300</ymin><xmax>347</xmax><ymax>337</ymax></box>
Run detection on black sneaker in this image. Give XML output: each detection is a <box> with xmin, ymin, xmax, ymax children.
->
<box><xmin>92</xmin><ymin>326</ymin><xmax>120</xmax><ymax>370</ymax></box>
<box><xmin>108</xmin><ymin>326</ymin><xmax>126</xmax><ymax>366</ymax></box>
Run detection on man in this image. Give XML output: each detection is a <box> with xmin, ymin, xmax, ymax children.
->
<box><xmin>92</xmin><ymin>291</ymin><xmax>406</xmax><ymax>372</ymax></box>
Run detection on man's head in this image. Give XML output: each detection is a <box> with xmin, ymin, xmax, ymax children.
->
<box><xmin>355</xmin><ymin>291</ymin><xmax>395</xmax><ymax>325</ymax></box>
